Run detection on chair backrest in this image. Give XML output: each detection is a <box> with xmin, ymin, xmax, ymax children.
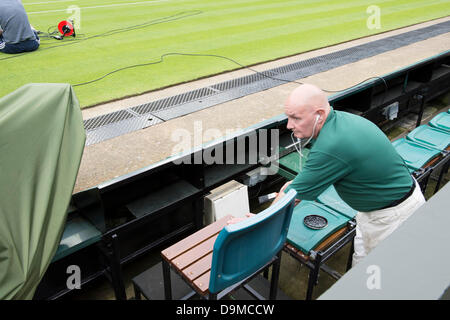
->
<box><xmin>208</xmin><ymin>189</ymin><xmax>297</xmax><ymax>293</ymax></box>
<box><xmin>429</xmin><ymin>112</ymin><xmax>450</xmax><ymax>133</ymax></box>
<box><xmin>406</xmin><ymin>125</ymin><xmax>450</xmax><ymax>151</ymax></box>
<box><xmin>392</xmin><ymin>138</ymin><xmax>441</xmax><ymax>171</ymax></box>
<box><xmin>316</xmin><ymin>185</ymin><xmax>357</xmax><ymax>219</ymax></box>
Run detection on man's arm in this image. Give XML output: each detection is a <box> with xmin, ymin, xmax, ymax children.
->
<box><xmin>272</xmin><ymin>181</ymin><xmax>292</xmax><ymax>205</ymax></box>
<box><xmin>273</xmin><ymin>150</ymin><xmax>351</xmax><ymax>205</ymax></box>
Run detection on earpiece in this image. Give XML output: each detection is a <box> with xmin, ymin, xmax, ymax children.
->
<box><xmin>290</xmin><ymin>113</ymin><xmax>322</xmax><ymax>169</ymax></box>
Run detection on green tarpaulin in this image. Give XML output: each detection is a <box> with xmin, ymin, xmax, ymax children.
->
<box><xmin>0</xmin><ymin>83</ymin><xmax>85</xmax><ymax>299</ymax></box>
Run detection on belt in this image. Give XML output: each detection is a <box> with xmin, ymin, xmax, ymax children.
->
<box><xmin>379</xmin><ymin>180</ymin><xmax>416</xmax><ymax>210</ymax></box>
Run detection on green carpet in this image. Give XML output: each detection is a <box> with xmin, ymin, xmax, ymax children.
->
<box><xmin>2</xmin><ymin>0</ymin><xmax>449</xmax><ymax>108</ymax></box>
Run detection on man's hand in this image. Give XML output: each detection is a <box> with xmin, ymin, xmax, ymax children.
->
<box><xmin>227</xmin><ymin>213</ymin><xmax>255</xmax><ymax>225</ymax></box>
<box><xmin>271</xmin><ymin>181</ymin><xmax>293</xmax><ymax>205</ymax></box>
<box><xmin>280</xmin><ymin>181</ymin><xmax>293</xmax><ymax>193</ymax></box>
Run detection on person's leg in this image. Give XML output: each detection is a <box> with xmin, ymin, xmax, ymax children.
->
<box><xmin>353</xmin><ymin>179</ymin><xmax>425</xmax><ymax>265</ymax></box>
<box><xmin>351</xmin><ymin>222</ymin><xmax>367</xmax><ymax>267</ymax></box>
<box><xmin>0</xmin><ymin>29</ymin><xmax>40</xmax><ymax>54</ymax></box>
<box><xmin>0</xmin><ymin>35</ymin><xmax>5</xmax><ymax>52</ymax></box>
<box><xmin>0</xmin><ymin>38</ymin><xmax>39</xmax><ymax>54</ymax></box>
<box><xmin>1</xmin><ymin>41</ymin><xmax>25</xmax><ymax>54</ymax></box>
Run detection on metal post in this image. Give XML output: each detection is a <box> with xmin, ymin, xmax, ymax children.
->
<box><xmin>162</xmin><ymin>259</ymin><xmax>172</xmax><ymax>300</ymax></box>
<box><xmin>208</xmin><ymin>293</ymin><xmax>217</xmax><ymax>300</ymax></box>
<box><xmin>306</xmin><ymin>252</ymin><xmax>322</xmax><ymax>300</ymax></box>
<box><xmin>133</xmin><ymin>284</ymin><xmax>142</xmax><ymax>300</ymax></box>
<box><xmin>346</xmin><ymin>237</ymin><xmax>354</xmax><ymax>272</ymax></box>
<box><xmin>414</xmin><ymin>94</ymin><xmax>425</xmax><ymax>128</ymax></box>
<box><xmin>108</xmin><ymin>234</ymin><xmax>127</xmax><ymax>300</ymax></box>
<box><xmin>263</xmin><ymin>268</ymin><xmax>269</xmax><ymax>279</ymax></box>
<box><xmin>269</xmin><ymin>252</ymin><xmax>282</xmax><ymax>300</ymax></box>
<box><xmin>434</xmin><ymin>159</ymin><xmax>449</xmax><ymax>194</ymax></box>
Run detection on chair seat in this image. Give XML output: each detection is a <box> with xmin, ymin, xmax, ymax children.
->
<box><xmin>316</xmin><ymin>185</ymin><xmax>357</xmax><ymax>219</ymax></box>
<box><xmin>406</xmin><ymin>125</ymin><xmax>450</xmax><ymax>151</ymax></box>
<box><xmin>287</xmin><ymin>201</ymin><xmax>350</xmax><ymax>255</ymax></box>
<box><xmin>52</xmin><ymin>214</ymin><xmax>102</xmax><ymax>262</ymax></box>
<box><xmin>285</xmin><ymin>225</ymin><xmax>349</xmax><ymax>261</ymax></box>
<box><xmin>278</xmin><ymin>149</ymin><xmax>310</xmax><ymax>173</ymax></box>
<box><xmin>161</xmin><ymin>215</ymin><xmax>233</xmax><ymax>295</ymax></box>
<box><xmin>392</xmin><ymin>138</ymin><xmax>442</xmax><ymax>171</ymax></box>
<box><xmin>429</xmin><ymin>112</ymin><xmax>450</xmax><ymax>133</ymax></box>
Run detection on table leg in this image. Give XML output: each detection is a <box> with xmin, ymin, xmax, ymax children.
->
<box><xmin>162</xmin><ymin>259</ymin><xmax>172</xmax><ymax>300</ymax></box>
<box><xmin>269</xmin><ymin>252</ymin><xmax>282</xmax><ymax>300</ymax></box>
<box><xmin>133</xmin><ymin>284</ymin><xmax>142</xmax><ymax>300</ymax></box>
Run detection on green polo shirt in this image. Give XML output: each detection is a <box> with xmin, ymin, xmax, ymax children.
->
<box><xmin>285</xmin><ymin>107</ymin><xmax>413</xmax><ymax>212</ymax></box>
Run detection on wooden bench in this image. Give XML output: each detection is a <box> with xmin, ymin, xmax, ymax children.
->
<box><xmin>160</xmin><ymin>215</ymin><xmax>233</xmax><ymax>298</ymax></box>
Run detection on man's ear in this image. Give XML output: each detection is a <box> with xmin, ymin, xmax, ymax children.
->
<box><xmin>316</xmin><ymin>109</ymin><xmax>325</xmax><ymax>122</ymax></box>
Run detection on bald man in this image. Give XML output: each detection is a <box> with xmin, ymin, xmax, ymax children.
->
<box><xmin>275</xmin><ymin>84</ymin><xmax>425</xmax><ymax>265</ymax></box>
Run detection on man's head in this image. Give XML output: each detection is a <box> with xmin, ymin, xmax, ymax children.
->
<box><xmin>285</xmin><ymin>84</ymin><xmax>330</xmax><ymax>139</ymax></box>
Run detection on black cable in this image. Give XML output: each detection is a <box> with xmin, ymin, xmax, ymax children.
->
<box><xmin>0</xmin><ymin>10</ymin><xmax>202</xmax><ymax>61</ymax></box>
<box><xmin>72</xmin><ymin>52</ymin><xmax>389</xmax><ymax>96</ymax></box>
<box><xmin>0</xmin><ymin>8</ymin><xmax>389</xmax><ymax>95</ymax></box>
<box><xmin>1</xmin><ymin>7</ymin><xmax>389</xmax><ymax>96</ymax></box>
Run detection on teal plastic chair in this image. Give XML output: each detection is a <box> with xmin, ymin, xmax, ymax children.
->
<box><xmin>429</xmin><ymin>112</ymin><xmax>450</xmax><ymax>133</ymax></box>
<box><xmin>392</xmin><ymin>138</ymin><xmax>442</xmax><ymax>172</ymax></box>
<box><xmin>208</xmin><ymin>189</ymin><xmax>297</xmax><ymax>299</ymax></box>
<box><xmin>316</xmin><ymin>185</ymin><xmax>357</xmax><ymax>219</ymax></box>
<box><xmin>406</xmin><ymin>125</ymin><xmax>450</xmax><ymax>151</ymax></box>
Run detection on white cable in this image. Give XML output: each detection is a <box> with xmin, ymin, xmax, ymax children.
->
<box><xmin>290</xmin><ymin>115</ymin><xmax>319</xmax><ymax>170</ymax></box>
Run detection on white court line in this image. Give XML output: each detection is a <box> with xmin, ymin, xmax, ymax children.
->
<box><xmin>25</xmin><ymin>0</ymin><xmax>76</xmax><ymax>5</ymax></box>
<box><xmin>28</xmin><ymin>0</ymin><xmax>170</xmax><ymax>14</ymax></box>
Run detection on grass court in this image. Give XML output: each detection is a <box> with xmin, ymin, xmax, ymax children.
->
<box><xmin>2</xmin><ymin>0</ymin><xmax>449</xmax><ymax>108</ymax></box>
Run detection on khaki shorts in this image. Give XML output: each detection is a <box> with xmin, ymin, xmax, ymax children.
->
<box><xmin>352</xmin><ymin>178</ymin><xmax>425</xmax><ymax>266</ymax></box>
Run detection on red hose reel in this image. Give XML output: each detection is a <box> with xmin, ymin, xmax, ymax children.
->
<box><xmin>57</xmin><ymin>20</ymin><xmax>76</xmax><ymax>37</ymax></box>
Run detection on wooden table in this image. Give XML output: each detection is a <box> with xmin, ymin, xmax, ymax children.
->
<box><xmin>161</xmin><ymin>215</ymin><xmax>234</xmax><ymax>299</ymax></box>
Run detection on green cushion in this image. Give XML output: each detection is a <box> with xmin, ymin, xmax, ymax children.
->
<box><xmin>287</xmin><ymin>201</ymin><xmax>350</xmax><ymax>255</ymax></box>
<box><xmin>406</xmin><ymin>125</ymin><xmax>450</xmax><ymax>151</ymax></box>
<box><xmin>317</xmin><ymin>185</ymin><xmax>357</xmax><ymax>219</ymax></box>
<box><xmin>429</xmin><ymin>112</ymin><xmax>450</xmax><ymax>133</ymax></box>
<box><xmin>392</xmin><ymin>138</ymin><xmax>441</xmax><ymax>171</ymax></box>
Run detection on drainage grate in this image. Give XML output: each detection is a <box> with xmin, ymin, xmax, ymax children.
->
<box><xmin>84</xmin><ymin>110</ymin><xmax>135</xmax><ymax>131</ymax></box>
<box><xmin>84</xmin><ymin>20</ymin><xmax>450</xmax><ymax>146</ymax></box>
<box><xmin>271</xmin><ymin>56</ymin><xmax>325</xmax><ymax>75</ymax></box>
<box><xmin>211</xmin><ymin>70</ymin><xmax>279</xmax><ymax>92</ymax></box>
<box><xmin>131</xmin><ymin>87</ymin><xmax>217</xmax><ymax>115</ymax></box>
<box><xmin>85</xmin><ymin>114</ymin><xmax>162</xmax><ymax>146</ymax></box>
